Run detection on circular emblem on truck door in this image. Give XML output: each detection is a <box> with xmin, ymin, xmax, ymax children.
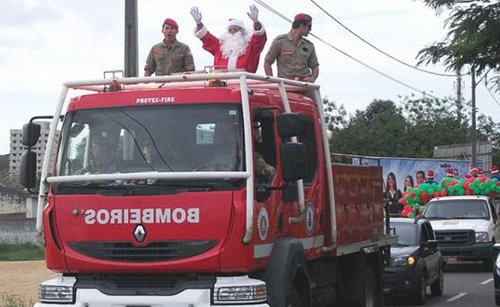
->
<box><xmin>258</xmin><ymin>208</ymin><xmax>269</xmax><ymax>241</ymax></box>
<box><xmin>133</xmin><ymin>224</ymin><xmax>147</xmax><ymax>242</ymax></box>
<box><xmin>305</xmin><ymin>203</ymin><xmax>314</xmax><ymax>235</ymax></box>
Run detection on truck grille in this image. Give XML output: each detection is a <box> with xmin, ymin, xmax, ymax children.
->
<box><xmin>69</xmin><ymin>240</ymin><xmax>217</xmax><ymax>262</ymax></box>
<box><xmin>434</xmin><ymin>230</ymin><xmax>475</xmax><ymax>246</ymax></box>
<box><xmin>76</xmin><ymin>274</ymin><xmax>216</xmax><ymax>296</ymax></box>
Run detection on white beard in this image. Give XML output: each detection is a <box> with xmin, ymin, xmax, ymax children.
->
<box><xmin>220</xmin><ymin>31</ymin><xmax>251</xmax><ymax>59</ymax></box>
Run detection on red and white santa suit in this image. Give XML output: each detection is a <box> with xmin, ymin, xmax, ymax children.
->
<box><xmin>194</xmin><ymin>20</ymin><xmax>267</xmax><ymax>73</ymax></box>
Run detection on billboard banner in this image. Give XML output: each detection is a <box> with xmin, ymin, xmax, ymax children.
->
<box><xmin>354</xmin><ymin>157</ymin><xmax>470</xmax><ymax>191</ymax></box>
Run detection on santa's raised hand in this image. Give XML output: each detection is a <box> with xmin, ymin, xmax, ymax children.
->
<box><xmin>247</xmin><ymin>5</ymin><xmax>259</xmax><ymax>22</ymax></box>
<box><xmin>190</xmin><ymin>7</ymin><xmax>202</xmax><ymax>24</ymax></box>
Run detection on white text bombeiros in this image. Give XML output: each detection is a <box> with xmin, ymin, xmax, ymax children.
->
<box><xmin>84</xmin><ymin>208</ymin><xmax>200</xmax><ymax>225</ymax></box>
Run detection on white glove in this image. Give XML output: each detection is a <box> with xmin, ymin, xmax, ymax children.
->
<box><xmin>247</xmin><ymin>5</ymin><xmax>259</xmax><ymax>22</ymax></box>
<box><xmin>190</xmin><ymin>7</ymin><xmax>202</xmax><ymax>24</ymax></box>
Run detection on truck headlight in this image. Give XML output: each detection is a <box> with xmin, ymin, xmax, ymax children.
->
<box><xmin>391</xmin><ymin>256</ymin><xmax>415</xmax><ymax>267</ymax></box>
<box><xmin>475</xmin><ymin>232</ymin><xmax>490</xmax><ymax>243</ymax></box>
<box><xmin>38</xmin><ymin>277</ymin><xmax>75</xmax><ymax>304</ymax></box>
<box><xmin>213</xmin><ymin>276</ymin><xmax>267</xmax><ymax>304</ymax></box>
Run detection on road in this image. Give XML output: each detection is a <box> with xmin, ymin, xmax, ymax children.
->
<box><xmin>386</xmin><ymin>262</ymin><xmax>497</xmax><ymax>307</ymax></box>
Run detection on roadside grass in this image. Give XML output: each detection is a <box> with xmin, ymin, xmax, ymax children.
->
<box><xmin>0</xmin><ymin>293</ymin><xmax>33</xmax><ymax>307</ymax></box>
<box><xmin>0</xmin><ymin>244</ymin><xmax>44</xmax><ymax>261</ymax></box>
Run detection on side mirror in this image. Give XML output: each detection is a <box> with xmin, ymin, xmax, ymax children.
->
<box><xmin>20</xmin><ymin>151</ymin><xmax>37</xmax><ymax>189</ymax></box>
<box><xmin>277</xmin><ymin>113</ymin><xmax>303</xmax><ymax>138</ymax></box>
<box><xmin>280</xmin><ymin>142</ymin><xmax>306</xmax><ymax>181</ymax></box>
<box><xmin>22</xmin><ymin>122</ymin><xmax>41</xmax><ymax>147</ymax></box>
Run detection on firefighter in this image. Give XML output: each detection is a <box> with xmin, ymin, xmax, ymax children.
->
<box><xmin>144</xmin><ymin>18</ymin><xmax>195</xmax><ymax>76</ymax></box>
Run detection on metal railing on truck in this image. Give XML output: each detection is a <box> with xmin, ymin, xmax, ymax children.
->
<box><xmin>36</xmin><ymin>72</ymin><xmax>336</xmax><ymax>248</ymax></box>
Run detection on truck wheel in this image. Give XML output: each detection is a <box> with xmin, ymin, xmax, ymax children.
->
<box><xmin>430</xmin><ymin>266</ymin><xmax>444</xmax><ymax>296</ymax></box>
<box><xmin>361</xmin><ymin>267</ymin><xmax>380</xmax><ymax>307</ymax></box>
<box><xmin>285</xmin><ymin>284</ymin><xmax>301</xmax><ymax>307</ymax></box>
<box><xmin>413</xmin><ymin>274</ymin><xmax>427</xmax><ymax>305</ymax></box>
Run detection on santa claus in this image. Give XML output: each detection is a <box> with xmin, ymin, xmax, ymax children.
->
<box><xmin>190</xmin><ymin>5</ymin><xmax>267</xmax><ymax>73</ymax></box>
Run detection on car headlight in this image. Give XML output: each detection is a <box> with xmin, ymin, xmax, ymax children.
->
<box><xmin>38</xmin><ymin>277</ymin><xmax>75</xmax><ymax>304</ymax></box>
<box><xmin>475</xmin><ymin>232</ymin><xmax>490</xmax><ymax>243</ymax></box>
<box><xmin>213</xmin><ymin>276</ymin><xmax>267</xmax><ymax>304</ymax></box>
<box><xmin>391</xmin><ymin>255</ymin><xmax>415</xmax><ymax>267</ymax></box>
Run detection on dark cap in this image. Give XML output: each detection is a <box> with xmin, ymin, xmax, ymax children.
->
<box><xmin>163</xmin><ymin>18</ymin><xmax>178</xmax><ymax>29</ymax></box>
<box><xmin>294</xmin><ymin>13</ymin><xmax>312</xmax><ymax>22</ymax></box>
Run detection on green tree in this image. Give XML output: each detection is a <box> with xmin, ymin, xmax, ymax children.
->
<box><xmin>322</xmin><ymin>97</ymin><xmax>347</xmax><ymax>132</ymax></box>
<box><xmin>401</xmin><ymin>95</ymin><xmax>470</xmax><ymax>157</ymax></box>
<box><xmin>330</xmin><ymin>100</ymin><xmax>408</xmax><ymax>156</ymax></box>
<box><xmin>417</xmin><ymin>0</ymin><xmax>500</xmax><ymax>93</ymax></box>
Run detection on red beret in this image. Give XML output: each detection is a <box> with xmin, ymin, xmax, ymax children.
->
<box><xmin>294</xmin><ymin>13</ymin><xmax>312</xmax><ymax>22</ymax></box>
<box><xmin>163</xmin><ymin>18</ymin><xmax>178</xmax><ymax>29</ymax></box>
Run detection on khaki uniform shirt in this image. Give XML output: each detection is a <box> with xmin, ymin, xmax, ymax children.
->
<box><xmin>265</xmin><ymin>31</ymin><xmax>319</xmax><ymax>79</ymax></box>
<box><xmin>144</xmin><ymin>40</ymin><xmax>195</xmax><ymax>75</ymax></box>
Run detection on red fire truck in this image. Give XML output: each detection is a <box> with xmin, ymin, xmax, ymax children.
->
<box><xmin>20</xmin><ymin>72</ymin><xmax>396</xmax><ymax>307</ymax></box>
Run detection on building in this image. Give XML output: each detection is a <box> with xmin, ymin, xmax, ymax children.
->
<box><xmin>433</xmin><ymin>141</ymin><xmax>492</xmax><ymax>171</ymax></box>
<box><xmin>9</xmin><ymin>121</ymin><xmax>59</xmax><ymax>176</ymax></box>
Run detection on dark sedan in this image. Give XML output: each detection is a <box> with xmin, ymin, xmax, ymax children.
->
<box><xmin>383</xmin><ymin>217</ymin><xmax>444</xmax><ymax>305</ymax></box>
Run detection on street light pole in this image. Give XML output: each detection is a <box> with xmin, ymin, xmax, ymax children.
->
<box><xmin>471</xmin><ymin>65</ymin><xmax>477</xmax><ymax>167</ymax></box>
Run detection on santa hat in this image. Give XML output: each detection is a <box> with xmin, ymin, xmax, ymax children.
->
<box><xmin>491</xmin><ymin>165</ymin><xmax>499</xmax><ymax>174</ymax></box>
<box><xmin>427</xmin><ymin>170</ymin><xmax>435</xmax><ymax>179</ymax></box>
<box><xmin>446</xmin><ymin>168</ymin><xmax>455</xmax><ymax>177</ymax></box>
<box><xmin>163</xmin><ymin>18</ymin><xmax>178</xmax><ymax>29</ymax></box>
<box><xmin>227</xmin><ymin>19</ymin><xmax>245</xmax><ymax>29</ymax></box>
<box><xmin>478</xmin><ymin>167</ymin><xmax>484</xmax><ymax>175</ymax></box>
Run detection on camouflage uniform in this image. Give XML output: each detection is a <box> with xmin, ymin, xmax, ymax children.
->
<box><xmin>265</xmin><ymin>31</ymin><xmax>319</xmax><ymax>80</ymax></box>
<box><xmin>144</xmin><ymin>40</ymin><xmax>195</xmax><ymax>76</ymax></box>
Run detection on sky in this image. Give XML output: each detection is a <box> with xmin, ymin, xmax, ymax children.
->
<box><xmin>1</xmin><ymin>0</ymin><xmax>499</xmax><ymax>155</ymax></box>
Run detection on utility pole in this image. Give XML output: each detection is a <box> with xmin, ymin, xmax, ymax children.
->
<box><xmin>124</xmin><ymin>0</ymin><xmax>138</xmax><ymax>77</ymax></box>
<box><xmin>471</xmin><ymin>65</ymin><xmax>477</xmax><ymax>167</ymax></box>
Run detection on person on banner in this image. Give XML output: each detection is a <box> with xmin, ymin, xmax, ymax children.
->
<box><xmin>425</xmin><ymin>170</ymin><xmax>438</xmax><ymax>185</ymax></box>
<box><xmin>445</xmin><ymin>168</ymin><xmax>456</xmax><ymax>178</ymax></box>
<box><xmin>385</xmin><ymin>172</ymin><xmax>403</xmax><ymax>215</ymax></box>
<box><xmin>190</xmin><ymin>5</ymin><xmax>267</xmax><ymax>73</ymax></box>
<box><xmin>403</xmin><ymin>175</ymin><xmax>414</xmax><ymax>192</ymax></box>
<box><xmin>264</xmin><ymin>13</ymin><xmax>319</xmax><ymax>82</ymax></box>
<box><xmin>490</xmin><ymin>165</ymin><xmax>500</xmax><ymax>180</ymax></box>
<box><xmin>416</xmin><ymin>170</ymin><xmax>426</xmax><ymax>185</ymax></box>
<box><xmin>144</xmin><ymin>18</ymin><xmax>195</xmax><ymax>76</ymax></box>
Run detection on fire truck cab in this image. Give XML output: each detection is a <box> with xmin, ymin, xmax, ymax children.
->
<box><xmin>21</xmin><ymin>72</ymin><xmax>396</xmax><ymax>307</ymax></box>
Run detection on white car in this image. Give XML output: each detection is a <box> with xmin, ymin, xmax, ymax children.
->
<box><xmin>423</xmin><ymin>195</ymin><xmax>500</xmax><ymax>267</ymax></box>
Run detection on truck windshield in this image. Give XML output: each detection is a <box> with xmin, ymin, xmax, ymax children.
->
<box><xmin>56</xmin><ymin>103</ymin><xmax>244</xmax><ymax>179</ymax></box>
<box><xmin>424</xmin><ymin>199</ymin><xmax>490</xmax><ymax>220</ymax></box>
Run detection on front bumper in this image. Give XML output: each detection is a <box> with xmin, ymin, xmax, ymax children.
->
<box><xmin>34</xmin><ymin>288</ymin><xmax>269</xmax><ymax>307</ymax></box>
<box><xmin>382</xmin><ymin>265</ymin><xmax>418</xmax><ymax>295</ymax></box>
<box><xmin>34</xmin><ymin>275</ymin><xmax>269</xmax><ymax>307</ymax></box>
<box><xmin>439</xmin><ymin>242</ymin><xmax>493</xmax><ymax>261</ymax></box>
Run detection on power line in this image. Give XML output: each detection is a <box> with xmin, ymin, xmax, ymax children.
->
<box><xmin>254</xmin><ymin>0</ymin><xmax>448</xmax><ymax>102</ymax></box>
<box><xmin>308</xmin><ymin>0</ymin><xmax>465</xmax><ymax>77</ymax></box>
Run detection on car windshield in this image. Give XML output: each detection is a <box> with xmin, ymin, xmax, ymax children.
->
<box><xmin>54</xmin><ymin>104</ymin><xmax>245</xmax><ymax>193</ymax></box>
<box><xmin>423</xmin><ymin>199</ymin><xmax>490</xmax><ymax>220</ymax></box>
<box><xmin>391</xmin><ymin>223</ymin><xmax>418</xmax><ymax>246</ymax></box>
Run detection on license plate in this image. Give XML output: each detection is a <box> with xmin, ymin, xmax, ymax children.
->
<box><xmin>444</xmin><ymin>256</ymin><xmax>457</xmax><ymax>262</ymax></box>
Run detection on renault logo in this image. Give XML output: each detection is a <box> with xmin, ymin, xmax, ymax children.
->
<box><xmin>133</xmin><ymin>224</ymin><xmax>147</xmax><ymax>242</ymax></box>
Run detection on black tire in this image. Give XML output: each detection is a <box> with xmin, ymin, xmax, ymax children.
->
<box><xmin>483</xmin><ymin>258</ymin><xmax>493</xmax><ymax>272</ymax></box>
<box><xmin>361</xmin><ymin>267</ymin><xmax>378</xmax><ymax>307</ymax></box>
<box><xmin>496</xmin><ymin>292</ymin><xmax>500</xmax><ymax>306</ymax></box>
<box><xmin>414</xmin><ymin>274</ymin><xmax>427</xmax><ymax>305</ymax></box>
<box><xmin>430</xmin><ymin>265</ymin><xmax>444</xmax><ymax>296</ymax></box>
<box><xmin>285</xmin><ymin>284</ymin><xmax>302</xmax><ymax>307</ymax></box>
